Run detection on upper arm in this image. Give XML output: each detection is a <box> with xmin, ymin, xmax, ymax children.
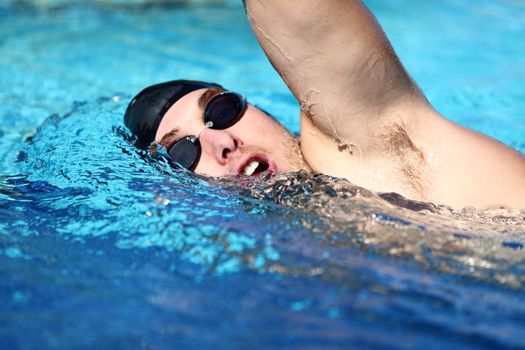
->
<box><xmin>245</xmin><ymin>0</ymin><xmax>423</xmax><ymax>150</ymax></box>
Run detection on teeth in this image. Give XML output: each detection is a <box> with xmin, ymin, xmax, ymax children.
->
<box><xmin>243</xmin><ymin>160</ymin><xmax>260</xmax><ymax>176</ymax></box>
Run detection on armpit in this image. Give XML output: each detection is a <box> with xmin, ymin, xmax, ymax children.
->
<box><xmin>381</xmin><ymin>122</ymin><xmax>428</xmax><ymax>197</ymax></box>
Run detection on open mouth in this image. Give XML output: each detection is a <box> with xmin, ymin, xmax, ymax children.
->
<box><xmin>238</xmin><ymin>155</ymin><xmax>274</xmax><ymax>177</ymax></box>
<box><xmin>242</xmin><ymin>159</ymin><xmax>270</xmax><ymax>176</ymax></box>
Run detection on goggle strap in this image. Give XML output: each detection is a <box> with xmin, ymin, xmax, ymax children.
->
<box><xmin>195</xmin><ymin>121</ymin><xmax>214</xmax><ymax>139</ymax></box>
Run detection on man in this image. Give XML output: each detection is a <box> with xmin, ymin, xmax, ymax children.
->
<box><xmin>124</xmin><ymin>0</ymin><xmax>525</xmax><ymax>210</ymax></box>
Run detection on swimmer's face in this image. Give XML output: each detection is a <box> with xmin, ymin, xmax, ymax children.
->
<box><xmin>155</xmin><ymin>88</ymin><xmax>307</xmax><ymax>177</ymax></box>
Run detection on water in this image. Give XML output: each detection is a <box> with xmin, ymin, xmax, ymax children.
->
<box><xmin>1</xmin><ymin>1</ymin><xmax>525</xmax><ymax>349</ymax></box>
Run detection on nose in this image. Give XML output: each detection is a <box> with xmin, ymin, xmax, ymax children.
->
<box><xmin>199</xmin><ymin>128</ymin><xmax>243</xmax><ymax>165</ymax></box>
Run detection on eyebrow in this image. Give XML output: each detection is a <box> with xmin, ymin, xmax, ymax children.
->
<box><xmin>158</xmin><ymin>87</ymin><xmax>227</xmax><ymax>150</ymax></box>
<box><xmin>198</xmin><ymin>87</ymin><xmax>225</xmax><ymax>110</ymax></box>
<box><xmin>158</xmin><ymin>127</ymin><xmax>181</xmax><ymax>150</ymax></box>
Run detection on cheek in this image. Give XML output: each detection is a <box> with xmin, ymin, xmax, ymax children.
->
<box><xmin>254</xmin><ymin>123</ymin><xmax>289</xmax><ymax>148</ymax></box>
<box><xmin>193</xmin><ymin>153</ymin><xmax>226</xmax><ymax>177</ymax></box>
<box><xmin>241</xmin><ymin>116</ymin><xmax>281</xmax><ymax>142</ymax></box>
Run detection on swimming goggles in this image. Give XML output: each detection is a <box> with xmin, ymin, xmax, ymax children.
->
<box><xmin>166</xmin><ymin>91</ymin><xmax>247</xmax><ymax>171</ymax></box>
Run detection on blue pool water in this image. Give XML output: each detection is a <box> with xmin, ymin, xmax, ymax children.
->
<box><xmin>1</xmin><ymin>1</ymin><xmax>525</xmax><ymax>349</ymax></box>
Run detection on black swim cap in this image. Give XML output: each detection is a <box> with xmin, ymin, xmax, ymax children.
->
<box><xmin>124</xmin><ymin>80</ymin><xmax>222</xmax><ymax>149</ymax></box>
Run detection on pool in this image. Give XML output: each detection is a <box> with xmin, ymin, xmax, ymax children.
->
<box><xmin>1</xmin><ymin>1</ymin><xmax>525</xmax><ymax>349</ymax></box>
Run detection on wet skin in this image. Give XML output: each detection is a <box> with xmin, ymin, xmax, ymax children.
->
<box><xmin>155</xmin><ymin>88</ymin><xmax>307</xmax><ymax>177</ymax></box>
<box><xmin>244</xmin><ymin>0</ymin><xmax>525</xmax><ymax>210</ymax></box>
<box><xmin>152</xmin><ymin>1</ymin><xmax>525</xmax><ymax>210</ymax></box>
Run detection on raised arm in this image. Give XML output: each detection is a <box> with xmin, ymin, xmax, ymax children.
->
<box><xmin>244</xmin><ymin>0</ymin><xmax>425</xmax><ymax>150</ymax></box>
<box><xmin>245</xmin><ymin>0</ymin><xmax>525</xmax><ymax>210</ymax></box>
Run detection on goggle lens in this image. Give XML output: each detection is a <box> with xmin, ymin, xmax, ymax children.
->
<box><xmin>205</xmin><ymin>92</ymin><xmax>246</xmax><ymax>129</ymax></box>
<box><xmin>168</xmin><ymin>136</ymin><xmax>201</xmax><ymax>171</ymax></box>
